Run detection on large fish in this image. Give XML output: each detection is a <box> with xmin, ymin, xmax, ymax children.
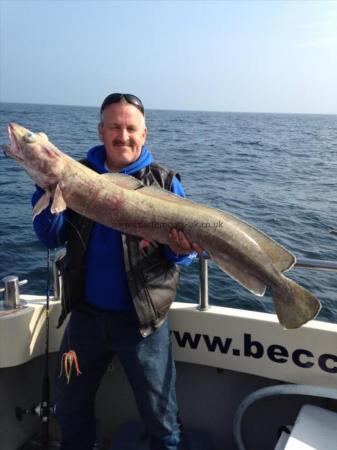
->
<box><xmin>4</xmin><ymin>122</ymin><xmax>321</xmax><ymax>329</ymax></box>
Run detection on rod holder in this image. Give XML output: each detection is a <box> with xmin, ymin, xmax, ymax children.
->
<box><xmin>0</xmin><ymin>276</ymin><xmax>28</xmax><ymax>309</ymax></box>
<box><xmin>53</xmin><ymin>248</ymin><xmax>66</xmax><ymax>300</ymax></box>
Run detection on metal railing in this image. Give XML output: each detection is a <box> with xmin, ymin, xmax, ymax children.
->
<box><xmin>198</xmin><ymin>257</ymin><xmax>337</xmax><ymax>312</ymax></box>
<box><xmin>293</xmin><ymin>258</ymin><xmax>337</xmax><ymax>273</ymax></box>
<box><xmin>52</xmin><ymin>248</ymin><xmax>337</xmax><ymax>312</ymax></box>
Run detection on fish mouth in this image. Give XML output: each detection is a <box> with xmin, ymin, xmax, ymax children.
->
<box><xmin>4</xmin><ymin>124</ymin><xmax>25</xmax><ymax>161</ymax></box>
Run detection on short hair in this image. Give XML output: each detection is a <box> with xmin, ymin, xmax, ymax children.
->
<box><xmin>100</xmin><ymin>93</ymin><xmax>144</xmax><ymax>116</ymax></box>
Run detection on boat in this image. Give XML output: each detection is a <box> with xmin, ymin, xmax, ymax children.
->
<box><xmin>1</xmin><ymin>252</ymin><xmax>337</xmax><ymax>450</ymax></box>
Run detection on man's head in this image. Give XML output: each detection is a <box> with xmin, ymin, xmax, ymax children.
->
<box><xmin>98</xmin><ymin>93</ymin><xmax>147</xmax><ymax>172</ymax></box>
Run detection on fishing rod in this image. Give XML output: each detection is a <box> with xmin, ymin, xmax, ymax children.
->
<box><xmin>40</xmin><ymin>247</ymin><xmax>53</xmax><ymax>449</ymax></box>
<box><xmin>16</xmin><ymin>249</ymin><xmax>55</xmax><ymax>450</ymax></box>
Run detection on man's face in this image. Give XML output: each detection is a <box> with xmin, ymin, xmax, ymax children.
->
<box><xmin>98</xmin><ymin>102</ymin><xmax>147</xmax><ymax>172</ymax></box>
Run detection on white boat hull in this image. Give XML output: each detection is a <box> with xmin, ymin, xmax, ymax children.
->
<box><xmin>1</xmin><ymin>297</ymin><xmax>337</xmax><ymax>449</ymax></box>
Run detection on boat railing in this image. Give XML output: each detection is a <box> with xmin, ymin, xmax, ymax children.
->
<box><xmin>292</xmin><ymin>258</ymin><xmax>337</xmax><ymax>272</ymax></box>
<box><xmin>197</xmin><ymin>256</ymin><xmax>337</xmax><ymax>312</ymax></box>
<box><xmin>52</xmin><ymin>249</ymin><xmax>337</xmax><ymax>312</ymax></box>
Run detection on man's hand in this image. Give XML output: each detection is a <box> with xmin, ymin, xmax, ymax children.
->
<box><xmin>168</xmin><ymin>228</ymin><xmax>203</xmax><ymax>256</ymax></box>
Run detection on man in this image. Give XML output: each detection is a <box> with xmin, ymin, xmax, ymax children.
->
<box><xmin>32</xmin><ymin>93</ymin><xmax>202</xmax><ymax>450</ymax></box>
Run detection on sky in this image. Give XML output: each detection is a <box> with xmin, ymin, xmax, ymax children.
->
<box><xmin>1</xmin><ymin>0</ymin><xmax>337</xmax><ymax>114</ymax></box>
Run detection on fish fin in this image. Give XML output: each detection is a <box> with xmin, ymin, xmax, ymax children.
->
<box><xmin>273</xmin><ymin>276</ymin><xmax>321</xmax><ymax>329</ymax></box>
<box><xmin>51</xmin><ymin>184</ymin><xmax>67</xmax><ymax>214</ymax></box>
<box><xmin>135</xmin><ymin>185</ymin><xmax>184</xmax><ymax>202</ymax></box>
<box><xmin>218</xmin><ymin>215</ymin><xmax>296</xmax><ymax>273</ymax></box>
<box><xmin>32</xmin><ymin>192</ymin><xmax>51</xmax><ymax>220</ymax></box>
<box><xmin>103</xmin><ymin>174</ymin><xmax>185</xmax><ymax>201</ymax></box>
<box><xmin>131</xmin><ymin>184</ymin><xmax>296</xmax><ymax>273</ymax></box>
<box><xmin>205</xmin><ymin>208</ymin><xmax>296</xmax><ymax>273</ymax></box>
<box><xmin>209</xmin><ymin>251</ymin><xmax>266</xmax><ymax>296</ymax></box>
<box><xmin>101</xmin><ymin>173</ymin><xmax>144</xmax><ymax>190</ymax></box>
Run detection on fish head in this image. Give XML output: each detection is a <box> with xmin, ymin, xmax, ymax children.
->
<box><xmin>4</xmin><ymin>123</ymin><xmax>65</xmax><ymax>188</ymax></box>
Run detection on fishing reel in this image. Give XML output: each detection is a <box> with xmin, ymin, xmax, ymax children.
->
<box><xmin>15</xmin><ymin>402</ymin><xmax>56</xmax><ymax>422</ymax></box>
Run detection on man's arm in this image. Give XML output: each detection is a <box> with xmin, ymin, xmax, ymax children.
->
<box><xmin>164</xmin><ymin>176</ymin><xmax>203</xmax><ymax>265</ymax></box>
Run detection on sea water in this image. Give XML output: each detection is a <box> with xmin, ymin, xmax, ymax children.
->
<box><xmin>0</xmin><ymin>103</ymin><xmax>336</xmax><ymax>323</ymax></box>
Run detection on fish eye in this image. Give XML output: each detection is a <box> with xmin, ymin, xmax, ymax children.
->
<box><xmin>24</xmin><ymin>132</ymin><xmax>37</xmax><ymax>143</ymax></box>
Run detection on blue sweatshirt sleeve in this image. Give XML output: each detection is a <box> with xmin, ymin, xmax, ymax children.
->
<box><xmin>163</xmin><ymin>176</ymin><xmax>197</xmax><ymax>266</ymax></box>
<box><xmin>32</xmin><ymin>187</ymin><xmax>69</xmax><ymax>249</ymax></box>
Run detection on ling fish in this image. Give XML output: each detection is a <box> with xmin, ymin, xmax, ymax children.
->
<box><xmin>4</xmin><ymin>122</ymin><xmax>321</xmax><ymax>329</ymax></box>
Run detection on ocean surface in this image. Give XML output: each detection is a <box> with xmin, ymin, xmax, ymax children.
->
<box><xmin>0</xmin><ymin>103</ymin><xmax>336</xmax><ymax>323</ymax></box>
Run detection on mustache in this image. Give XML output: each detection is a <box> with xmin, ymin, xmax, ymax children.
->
<box><xmin>112</xmin><ymin>139</ymin><xmax>131</xmax><ymax>146</ymax></box>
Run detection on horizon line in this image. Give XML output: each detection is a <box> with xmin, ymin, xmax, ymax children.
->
<box><xmin>1</xmin><ymin>100</ymin><xmax>336</xmax><ymax>117</ymax></box>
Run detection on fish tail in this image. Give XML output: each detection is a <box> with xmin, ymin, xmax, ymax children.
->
<box><xmin>273</xmin><ymin>276</ymin><xmax>321</xmax><ymax>329</ymax></box>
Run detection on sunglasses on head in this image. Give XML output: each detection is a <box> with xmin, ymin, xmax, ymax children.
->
<box><xmin>100</xmin><ymin>93</ymin><xmax>145</xmax><ymax>115</ymax></box>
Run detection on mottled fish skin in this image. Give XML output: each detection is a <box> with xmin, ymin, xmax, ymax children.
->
<box><xmin>5</xmin><ymin>122</ymin><xmax>321</xmax><ymax>329</ymax></box>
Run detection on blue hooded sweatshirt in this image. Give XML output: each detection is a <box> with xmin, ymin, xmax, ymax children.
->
<box><xmin>32</xmin><ymin>145</ymin><xmax>195</xmax><ymax>311</ymax></box>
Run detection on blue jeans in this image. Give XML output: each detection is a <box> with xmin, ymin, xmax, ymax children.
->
<box><xmin>55</xmin><ymin>308</ymin><xmax>188</xmax><ymax>450</ymax></box>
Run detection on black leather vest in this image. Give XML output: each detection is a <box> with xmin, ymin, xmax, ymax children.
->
<box><xmin>57</xmin><ymin>160</ymin><xmax>181</xmax><ymax>336</ymax></box>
